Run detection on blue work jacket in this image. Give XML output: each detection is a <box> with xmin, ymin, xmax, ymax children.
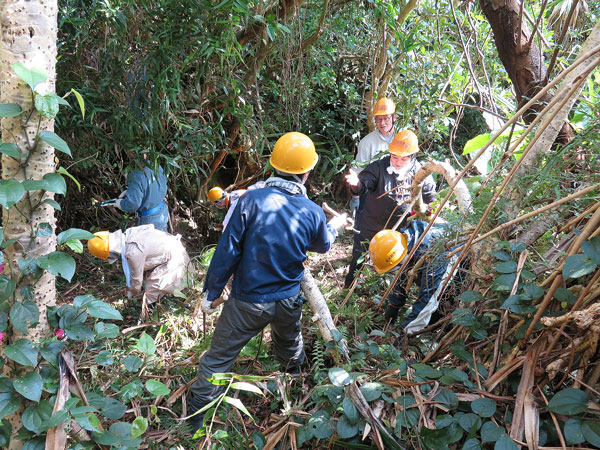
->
<box><xmin>204</xmin><ymin>186</ymin><xmax>337</xmax><ymax>303</ymax></box>
<box><xmin>121</xmin><ymin>166</ymin><xmax>169</xmax><ymax>231</ymax></box>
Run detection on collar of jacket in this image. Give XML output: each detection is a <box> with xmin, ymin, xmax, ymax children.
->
<box><xmin>265</xmin><ymin>177</ymin><xmax>307</xmax><ymax>197</ymax></box>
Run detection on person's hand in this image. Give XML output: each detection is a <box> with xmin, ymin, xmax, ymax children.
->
<box><xmin>113</xmin><ymin>199</ymin><xmax>123</xmax><ymax>210</ymax></box>
<box><xmin>118</xmin><ymin>190</ymin><xmax>127</xmax><ymax>199</ymax></box>
<box><xmin>201</xmin><ymin>294</ymin><xmax>218</xmax><ymax>315</ymax></box>
<box><xmin>328</xmin><ymin>213</ymin><xmax>348</xmax><ymax>231</ymax></box>
<box><xmin>350</xmin><ymin>196</ymin><xmax>360</xmax><ymax>211</ymax></box>
<box><xmin>345</xmin><ymin>171</ymin><xmax>359</xmax><ymax>187</ymax></box>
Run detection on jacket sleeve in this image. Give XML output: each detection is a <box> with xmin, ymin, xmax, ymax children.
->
<box><xmin>203</xmin><ymin>198</ymin><xmax>247</xmax><ymax>301</ymax></box>
<box><xmin>351</xmin><ymin>161</ymin><xmax>380</xmax><ymax>195</ymax></box>
<box><xmin>308</xmin><ymin>209</ymin><xmax>337</xmax><ymax>253</ymax></box>
<box><xmin>120</xmin><ymin>170</ymin><xmax>145</xmax><ymax>212</ymax></box>
<box><xmin>125</xmin><ymin>244</ymin><xmax>146</xmax><ymax>295</ymax></box>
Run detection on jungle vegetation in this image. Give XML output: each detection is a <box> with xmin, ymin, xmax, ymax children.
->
<box><xmin>0</xmin><ymin>0</ymin><xmax>599</xmax><ymax>449</ymax></box>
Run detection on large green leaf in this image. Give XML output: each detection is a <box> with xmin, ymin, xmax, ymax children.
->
<box><xmin>34</xmin><ymin>93</ymin><xmax>65</xmax><ymax>119</ymax></box>
<box><xmin>562</xmin><ymin>254</ymin><xmax>597</xmax><ymax>279</ymax></box>
<box><xmin>145</xmin><ymin>379</ymin><xmax>170</xmax><ymax>397</ymax></box>
<box><xmin>57</xmin><ymin>228</ymin><xmax>95</xmax><ymax>245</ymax></box>
<box><xmin>451</xmin><ymin>308</ymin><xmax>476</xmax><ymax>326</ymax></box>
<box><xmin>38</xmin><ymin>131</ymin><xmax>71</xmax><ymax>156</ymax></box>
<box><xmin>101</xmin><ymin>397</ymin><xmax>126</xmax><ymax>420</ymax></box>
<box><xmin>342</xmin><ymin>396</ymin><xmax>359</xmax><ymax>424</ymax></box>
<box><xmin>123</xmin><ymin>355</ymin><xmax>143</xmax><ymax>373</ymax></box>
<box><xmin>582</xmin><ymin>420</ymin><xmax>600</xmax><ymax>447</ymax></box>
<box><xmin>13</xmin><ymin>371</ymin><xmax>43</xmax><ymax>402</ymax></box>
<box><xmin>0</xmin><ymin>392</ymin><xmax>22</xmax><ymax>419</ymax></box>
<box><xmin>460</xmin><ymin>290</ymin><xmax>482</xmax><ymax>303</ymax></box>
<box><xmin>0</xmin><ymin>275</ymin><xmax>17</xmax><ymax>301</ymax></box>
<box><xmin>131</xmin><ymin>416</ymin><xmax>148</xmax><ymax>439</ymax></box>
<box><xmin>40</xmin><ymin>340</ymin><xmax>65</xmax><ymax>367</ymax></box>
<box><xmin>471</xmin><ymin>398</ymin><xmax>497</xmax><ymax>418</ymax></box>
<box><xmin>547</xmin><ymin>388</ymin><xmax>589</xmax><ymax>415</ymax></box>
<box><xmin>564</xmin><ymin>418</ymin><xmax>584</xmax><ymax>445</ymax></box>
<box><xmin>230</xmin><ymin>381</ymin><xmax>263</xmax><ymax>396</ymax></box>
<box><xmin>87</xmin><ymin>300</ymin><xmax>123</xmax><ymax>321</ymax></box>
<box><xmin>493</xmin><ymin>261</ymin><xmax>517</xmax><ymax>274</ymax></box>
<box><xmin>64</xmin><ymin>323</ymin><xmax>94</xmax><ymax>341</ymax></box>
<box><xmin>223</xmin><ymin>395</ymin><xmax>253</xmax><ymax>418</ymax></box>
<box><xmin>359</xmin><ymin>382</ymin><xmax>382</xmax><ymax>401</ymax></box>
<box><xmin>10</xmin><ymin>301</ymin><xmax>39</xmax><ymax>334</ymax></box>
<box><xmin>0</xmin><ymin>143</ymin><xmax>25</xmax><ymax>158</ymax></box>
<box><xmin>94</xmin><ymin>351</ymin><xmax>115</xmax><ymax>366</ymax></box>
<box><xmin>306</xmin><ymin>410</ymin><xmax>333</xmax><ymax>439</ymax></box>
<box><xmin>581</xmin><ymin>237</ymin><xmax>600</xmax><ymax>264</ymax></box>
<box><xmin>329</xmin><ymin>367</ymin><xmax>352</xmax><ymax>386</ymax></box>
<box><xmin>0</xmin><ymin>180</ymin><xmax>25</xmax><ymax>209</ymax></box>
<box><xmin>337</xmin><ymin>414</ymin><xmax>359</xmax><ymax>439</ymax></box>
<box><xmin>70</xmin><ymin>89</ymin><xmax>85</xmax><ymax>119</ymax></box>
<box><xmin>13</xmin><ymin>63</ymin><xmax>48</xmax><ymax>90</ymax></box>
<box><xmin>462</xmin><ymin>133</ymin><xmax>491</xmax><ymax>155</ymax></box>
<box><xmin>413</xmin><ymin>363</ymin><xmax>443</xmax><ymax>379</ymax></box>
<box><xmin>135</xmin><ymin>332</ymin><xmax>156</xmax><ymax>355</ymax></box>
<box><xmin>36</xmin><ymin>251</ymin><xmax>75</xmax><ymax>281</ymax></box>
<box><xmin>481</xmin><ymin>421</ymin><xmax>502</xmax><ymax>443</ymax></box>
<box><xmin>4</xmin><ymin>339</ymin><xmax>38</xmax><ymax>366</ymax></box>
<box><xmin>95</xmin><ymin>322</ymin><xmax>120</xmax><ymax>339</ymax></box>
<box><xmin>0</xmin><ymin>104</ymin><xmax>23</xmax><ymax>117</ymax></box>
<box><xmin>494</xmin><ymin>435</ymin><xmax>518</xmax><ymax>450</ymax></box>
<box><xmin>41</xmin><ymin>173</ymin><xmax>67</xmax><ymax>195</ymax></box>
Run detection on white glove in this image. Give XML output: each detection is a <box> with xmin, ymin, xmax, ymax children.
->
<box><xmin>113</xmin><ymin>199</ymin><xmax>123</xmax><ymax>210</ymax></box>
<box><xmin>328</xmin><ymin>213</ymin><xmax>348</xmax><ymax>231</ymax></box>
<box><xmin>201</xmin><ymin>295</ymin><xmax>218</xmax><ymax>315</ymax></box>
<box><xmin>127</xmin><ymin>290</ymin><xmax>133</xmax><ymax>299</ymax></box>
<box><xmin>118</xmin><ymin>190</ymin><xmax>127</xmax><ymax>199</ymax></box>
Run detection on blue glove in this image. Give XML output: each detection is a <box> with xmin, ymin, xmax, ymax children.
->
<box><xmin>350</xmin><ymin>196</ymin><xmax>360</xmax><ymax>211</ymax></box>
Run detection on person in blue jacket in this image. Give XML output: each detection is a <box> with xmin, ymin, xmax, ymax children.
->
<box><xmin>114</xmin><ymin>155</ymin><xmax>169</xmax><ymax>232</ymax></box>
<box><xmin>185</xmin><ymin>132</ymin><xmax>346</xmax><ymax>435</ymax></box>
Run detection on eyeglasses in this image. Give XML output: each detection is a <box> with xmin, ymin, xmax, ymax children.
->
<box><xmin>374</xmin><ymin>116</ymin><xmax>393</xmax><ymax>123</ymax></box>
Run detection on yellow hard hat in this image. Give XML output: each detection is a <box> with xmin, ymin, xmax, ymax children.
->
<box><xmin>373</xmin><ymin>98</ymin><xmax>396</xmax><ymax>116</ymax></box>
<box><xmin>369</xmin><ymin>230</ymin><xmax>408</xmax><ymax>274</ymax></box>
<box><xmin>269</xmin><ymin>132</ymin><xmax>318</xmax><ymax>174</ymax></box>
<box><xmin>88</xmin><ymin>231</ymin><xmax>110</xmax><ymax>259</ymax></box>
<box><xmin>389</xmin><ymin>130</ymin><xmax>419</xmax><ymax>156</ymax></box>
<box><xmin>208</xmin><ymin>187</ymin><xmax>225</xmax><ymax>203</ymax></box>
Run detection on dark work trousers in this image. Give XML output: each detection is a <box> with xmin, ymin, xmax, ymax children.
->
<box><xmin>190</xmin><ymin>294</ymin><xmax>305</xmax><ymax>407</ymax></box>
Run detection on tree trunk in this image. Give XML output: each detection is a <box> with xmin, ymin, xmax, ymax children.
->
<box><xmin>0</xmin><ymin>0</ymin><xmax>58</xmax><ymax>447</ymax></box>
<box><xmin>479</xmin><ymin>0</ymin><xmax>574</xmax><ymax>144</ymax></box>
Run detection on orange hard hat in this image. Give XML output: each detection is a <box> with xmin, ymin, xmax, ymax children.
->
<box><xmin>389</xmin><ymin>130</ymin><xmax>419</xmax><ymax>156</ymax></box>
<box><xmin>88</xmin><ymin>231</ymin><xmax>110</xmax><ymax>259</ymax></box>
<box><xmin>373</xmin><ymin>98</ymin><xmax>396</xmax><ymax>116</ymax></box>
<box><xmin>369</xmin><ymin>230</ymin><xmax>408</xmax><ymax>273</ymax></box>
<box><xmin>269</xmin><ymin>132</ymin><xmax>318</xmax><ymax>174</ymax></box>
<box><xmin>208</xmin><ymin>187</ymin><xmax>225</xmax><ymax>203</ymax></box>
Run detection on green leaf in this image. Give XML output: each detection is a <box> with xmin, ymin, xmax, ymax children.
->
<box><xmin>73</xmin><ymin>294</ymin><xmax>96</xmax><ymax>308</ymax></box>
<box><xmin>64</xmin><ymin>323</ymin><xmax>94</xmax><ymax>341</ymax></box>
<box><xmin>329</xmin><ymin>367</ymin><xmax>352</xmax><ymax>386</ymax></box>
<box><xmin>41</xmin><ymin>173</ymin><xmax>67</xmax><ymax>195</ymax></box>
<box><xmin>0</xmin><ymin>104</ymin><xmax>23</xmax><ymax>117</ymax></box>
<box><xmin>94</xmin><ymin>351</ymin><xmax>115</xmax><ymax>366</ymax></box>
<box><xmin>38</xmin><ymin>131</ymin><xmax>71</xmax><ymax>156</ymax></box>
<box><xmin>10</xmin><ymin>301</ymin><xmax>39</xmax><ymax>334</ymax></box>
<box><xmin>492</xmin><ymin>250</ymin><xmax>512</xmax><ymax>261</ymax></box>
<box><xmin>57</xmin><ymin>228</ymin><xmax>95</xmax><ymax>245</ymax></box>
<box><xmin>36</xmin><ymin>222</ymin><xmax>53</xmax><ymax>238</ymax></box>
<box><xmin>0</xmin><ymin>420</ymin><xmax>11</xmax><ymax>446</ymax></box>
<box><xmin>0</xmin><ymin>276</ymin><xmax>17</xmax><ymax>301</ymax></box>
<box><xmin>564</xmin><ymin>418</ymin><xmax>584</xmax><ymax>445</ymax></box>
<box><xmin>34</xmin><ymin>93</ymin><xmax>62</xmax><ymax>119</ymax></box>
<box><xmin>65</xmin><ymin>240</ymin><xmax>83</xmax><ymax>253</ymax></box>
<box><xmin>223</xmin><ymin>395</ymin><xmax>253</xmax><ymax>419</ymax></box>
<box><xmin>563</xmin><ymin>254</ymin><xmax>597</xmax><ymax>279</ymax></box>
<box><xmin>123</xmin><ymin>355</ymin><xmax>143</xmax><ymax>373</ymax></box>
<box><xmin>359</xmin><ymin>382</ymin><xmax>382</xmax><ymax>401</ymax></box>
<box><xmin>0</xmin><ymin>143</ymin><xmax>25</xmax><ymax>158</ymax></box>
<box><xmin>553</xmin><ymin>288</ymin><xmax>576</xmax><ymax>304</ymax></box>
<box><xmin>0</xmin><ymin>392</ymin><xmax>22</xmax><ymax>419</ymax></box>
<box><xmin>413</xmin><ymin>363</ymin><xmax>443</xmax><ymax>379</ymax></box>
<box><xmin>337</xmin><ymin>414</ymin><xmax>358</xmax><ymax>439</ymax></box>
<box><xmin>22</xmin><ymin>437</ymin><xmax>46</xmax><ymax>450</ymax></box>
<box><xmin>471</xmin><ymin>398</ymin><xmax>496</xmax><ymax>418</ymax></box>
<box><xmin>306</xmin><ymin>410</ymin><xmax>333</xmax><ymax>439</ymax></box>
<box><xmin>458</xmin><ymin>413</ymin><xmax>481</xmax><ymax>432</ymax></box>
<box><xmin>95</xmin><ymin>322</ymin><xmax>120</xmax><ymax>339</ymax></box>
<box><xmin>508</xmin><ymin>242</ymin><xmax>526</xmax><ymax>252</ymax></box>
<box><xmin>57</xmin><ymin>166</ymin><xmax>81</xmax><ymax>191</ymax></box>
<box><xmin>491</xmin><ymin>273</ymin><xmax>516</xmax><ymax>292</ymax></box>
<box><xmin>4</xmin><ymin>339</ymin><xmax>38</xmax><ymax>366</ymax></box>
<box><xmin>342</xmin><ymin>396</ymin><xmax>359</xmax><ymax>424</ymax></box>
<box><xmin>145</xmin><ymin>379</ymin><xmax>170</xmax><ymax>397</ymax></box>
<box><xmin>493</xmin><ymin>261</ymin><xmax>517</xmax><ymax>274</ymax></box>
<box><xmin>230</xmin><ymin>381</ymin><xmax>263</xmax><ymax>396</ymax></box>
<box><xmin>460</xmin><ymin>291</ymin><xmax>482</xmax><ymax>303</ymax></box>
<box><xmin>581</xmin><ymin>237</ymin><xmax>600</xmax><ymax>264</ymax></box>
<box><xmin>435</xmin><ymin>389</ymin><xmax>459</xmax><ymax>410</ymax></box>
<box><xmin>481</xmin><ymin>420</ymin><xmax>502</xmax><ymax>443</ymax></box>
<box><xmin>494</xmin><ymin>435</ymin><xmax>518</xmax><ymax>450</ymax></box>
<box><xmin>135</xmin><ymin>332</ymin><xmax>156</xmax><ymax>355</ymax></box>
<box><xmin>13</xmin><ymin>370</ymin><xmax>43</xmax><ymax>402</ymax></box>
<box><xmin>120</xmin><ymin>379</ymin><xmax>143</xmax><ymax>403</ymax></box>
<box><xmin>582</xmin><ymin>420</ymin><xmax>600</xmax><ymax>447</ymax></box>
<box><xmin>22</xmin><ymin>400</ymin><xmax>52</xmax><ymax>433</ymax></box>
<box><xmin>43</xmin><ymin>199</ymin><xmax>61</xmax><ymax>210</ymax></box>
<box><xmin>463</xmin><ymin>133</ymin><xmax>491</xmax><ymax>155</ymax></box>
<box><xmin>451</xmin><ymin>308</ymin><xmax>476</xmax><ymax>326</ymax></box>
<box><xmin>87</xmin><ymin>300</ymin><xmax>123</xmax><ymax>321</ymax></box>
<box><xmin>0</xmin><ymin>179</ymin><xmax>25</xmax><ymax>209</ymax></box>
<box><xmin>101</xmin><ymin>398</ymin><xmax>126</xmax><ymax>420</ymax></box>
<box><xmin>131</xmin><ymin>416</ymin><xmax>148</xmax><ymax>439</ymax></box>
<box><xmin>37</xmin><ymin>251</ymin><xmax>75</xmax><ymax>282</ymax></box>
<box><xmin>13</xmin><ymin>63</ymin><xmax>48</xmax><ymax>90</ymax></box>
<box><xmin>462</xmin><ymin>438</ymin><xmax>482</xmax><ymax>450</ymax></box>
<box><xmin>70</xmin><ymin>89</ymin><xmax>85</xmax><ymax>119</ymax></box>
<box><xmin>40</xmin><ymin>340</ymin><xmax>64</xmax><ymax>367</ymax></box>
<box><xmin>547</xmin><ymin>388</ymin><xmax>589</xmax><ymax>415</ymax></box>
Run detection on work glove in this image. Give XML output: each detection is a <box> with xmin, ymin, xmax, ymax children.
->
<box><xmin>118</xmin><ymin>190</ymin><xmax>127</xmax><ymax>199</ymax></box>
<box><xmin>113</xmin><ymin>199</ymin><xmax>123</xmax><ymax>210</ymax></box>
<box><xmin>350</xmin><ymin>196</ymin><xmax>360</xmax><ymax>212</ymax></box>
<box><xmin>201</xmin><ymin>295</ymin><xmax>218</xmax><ymax>315</ymax></box>
<box><xmin>328</xmin><ymin>213</ymin><xmax>348</xmax><ymax>232</ymax></box>
<box><xmin>127</xmin><ymin>290</ymin><xmax>133</xmax><ymax>299</ymax></box>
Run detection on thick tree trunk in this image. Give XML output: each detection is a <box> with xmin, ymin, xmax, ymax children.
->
<box><xmin>0</xmin><ymin>0</ymin><xmax>58</xmax><ymax>448</ymax></box>
<box><xmin>479</xmin><ymin>0</ymin><xmax>573</xmax><ymax>144</ymax></box>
